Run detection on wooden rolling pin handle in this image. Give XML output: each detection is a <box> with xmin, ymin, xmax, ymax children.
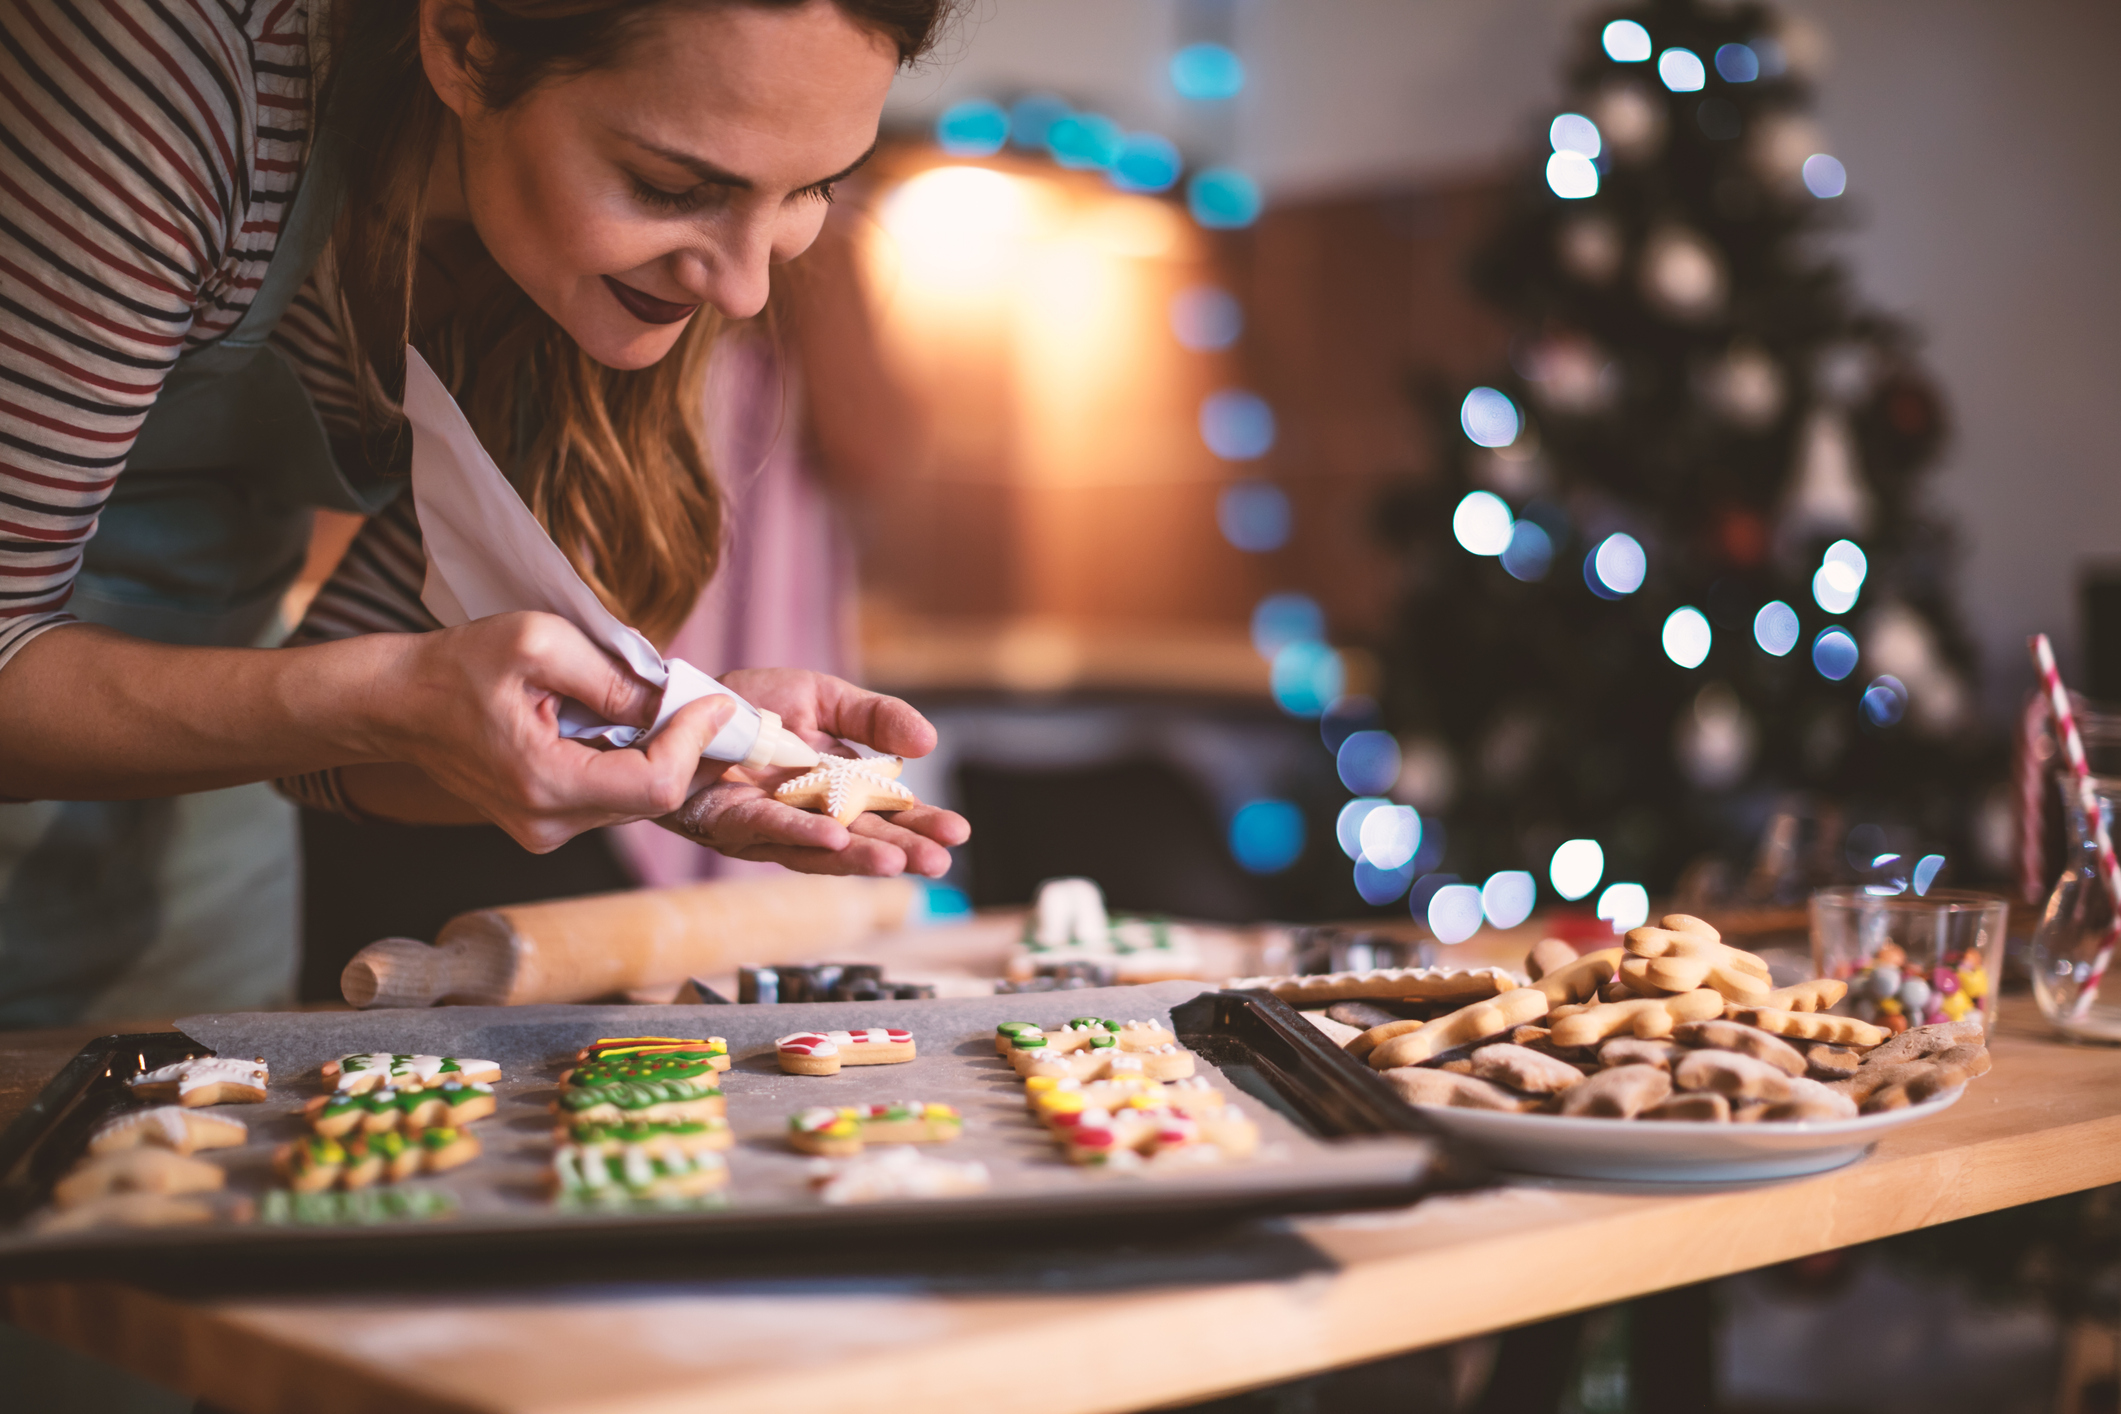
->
<box><xmin>341</xmin><ymin>937</ymin><xmax>447</xmax><ymax>1009</ymax></box>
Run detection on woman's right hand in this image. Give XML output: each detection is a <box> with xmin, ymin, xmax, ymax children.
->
<box><xmin>365</xmin><ymin>611</ymin><xmax>737</xmax><ymax>853</ymax></box>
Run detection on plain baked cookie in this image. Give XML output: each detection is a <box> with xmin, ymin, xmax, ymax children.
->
<box><xmin>1382</xmin><ymin>1067</ymin><xmax>1533</xmax><ymax>1112</ymax></box>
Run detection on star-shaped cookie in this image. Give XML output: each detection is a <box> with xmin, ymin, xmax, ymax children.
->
<box><xmin>773</xmin><ymin>754</ymin><xmax>918</xmax><ymax>825</ymax></box>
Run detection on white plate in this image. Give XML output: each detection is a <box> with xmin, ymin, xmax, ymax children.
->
<box><xmin>1408</xmin><ymin>1087</ymin><xmax>1964</xmax><ymax>1183</ymax></box>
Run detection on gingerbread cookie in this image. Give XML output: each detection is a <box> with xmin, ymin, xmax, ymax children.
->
<box><xmin>773</xmin><ymin>753</ymin><xmax>916</xmax><ymax>825</ymax></box>
<box><xmin>562</xmin><ymin>1117</ymin><xmax>733</xmax><ymax>1155</ymax></box>
<box><xmin>1803</xmin><ymin>1044</ymin><xmax>1864</xmax><ymax>1081</ymax></box>
<box><xmin>87</xmin><ymin>1106</ymin><xmax>245</xmax><ymax>1157</ymax></box>
<box><xmin>556</xmin><ymin>1076</ymin><xmax>725</xmax><ymax>1126</ymax></box>
<box><xmin>1302</xmin><ymin>1011</ymin><xmax>1368</xmax><ymax>1048</ymax></box>
<box><xmin>1227</xmin><ymin>965</ymin><xmax>1515</xmax><ymax>1007</ymax></box>
<box><xmin>1669</xmin><ymin>1020</ymin><xmax>1807</xmax><ymax>1077</ymax></box>
<box><xmin>52</xmin><ymin>1147</ymin><xmax>225</xmax><ymax>1209</ymax></box>
<box><xmin>1525</xmin><ymin>937</ymin><xmax>1579</xmax><ymax>983</ymax></box>
<box><xmin>778</xmin><ymin>1027</ymin><xmax>916</xmax><ymax>1075</ymax></box>
<box><xmin>1861</xmin><ymin>1018</ymin><xmax>1985</xmax><ymax>1068</ymax></box>
<box><xmin>1325</xmin><ymin>1000</ymin><xmax>1407</xmax><ymax>1032</ymax></box>
<box><xmin>576</xmin><ymin>1036</ymin><xmax>730</xmax><ymax>1073</ymax></box>
<box><xmin>1773</xmin><ymin>1076</ymin><xmax>1859</xmax><ymax>1120</ymax></box>
<box><xmin>1642</xmin><ymin>1093</ymin><xmax>1732</xmax><ymax>1123</ymax></box>
<box><xmin>1468</xmin><ymin>1043</ymin><xmax>1586</xmax><ymax>1096</ymax></box>
<box><xmin>1725</xmin><ymin>1007</ymin><xmax>1888</xmax><ymax>1049</ymax></box>
<box><xmin>1759</xmin><ymin>979</ymin><xmax>1848</xmax><ymax>1013</ymax></box>
<box><xmin>128</xmin><ymin>1055</ymin><xmax>267</xmax><ymax>1107</ymax></box>
<box><xmin>1557</xmin><ymin>1064</ymin><xmax>1673</xmax><ymax>1118</ymax></box>
<box><xmin>787</xmin><ymin>1102</ymin><xmax>963</xmax><ymax>1157</ymax></box>
<box><xmin>1531</xmin><ymin>948</ymin><xmax>1625</xmax><ymax>1007</ymax></box>
<box><xmin>1837</xmin><ymin>1044</ymin><xmax>1991</xmax><ymax>1112</ymax></box>
<box><xmin>553</xmin><ymin>1142</ymin><xmax>728</xmax><ymax>1203</ymax></box>
<box><xmin>32</xmin><ymin>1192</ymin><xmax>222</xmax><ymax>1233</ymax></box>
<box><xmin>1672</xmin><ymin>1049</ymin><xmax>1800</xmax><ymax>1104</ymax></box>
<box><xmin>1599</xmin><ymin>1038</ymin><xmax>1686</xmax><ymax>1071</ymax></box>
<box><xmin>1381</xmin><ymin>1067</ymin><xmax>1533</xmax><ymax>1112</ymax></box>
<box><xmin>1363</xmin><ymin>988</ymin><xmax>1552</xmax><ymax>1069</ymax></box>
<box><xmin>323</xmin><ymin>1053</ymin><xmax>498</xmax><ymax>1095</ymax></box>
<box><xmin>1547</xmin><ymin>990</ymin><xmax>1724</xmax><ymax>1048</ymax></box>
<box><xmin>1620</xmin><ymin>917</ymin><xmax>1773</xmax><ymax>1004</ymax></box>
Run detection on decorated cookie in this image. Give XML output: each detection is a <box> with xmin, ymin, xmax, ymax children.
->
<box><xmin>339</xmin><ymin>1130</ymin><xmax>419</xmax><ymax>1188</ymax></box>
<box><xmin>127</xmin><ymin>1055</ymin><xmax>268</xmax><ymax>1107</ymax></box>
<box><xmin>276</xmin><ymin>1134</ymin><xmax>349</xmax><ymax>1194</ymax></box>
<box><xmin>556</xmin><ymin>1076</ymin><xmax>725</xmax><ymax>1126</ymax></box>
<box><xmin>776</xmin><ymin>1027</ymin><xmax>916</xmax><ymax>1076</ymax></box>
<box><xmin>562</xmin><ymin>1048</ymin><xmax>724</xmax><ymax>1094</ymax></box>
<box><xmin>575</xmin><ymin>1036</ymin><xmax>731</xmax><ymax>1072</ymax></box>
<box><xmin>786</xmin><ymin>1101</ymin><xmax>963</xmax><ymax>1157</ymax></box>
<box><xmin>308</xmin><ymin>1079</ymin><xmax>496</xmax><ymax>1137</ymax></box>
<box><xmin>52</xmin><ymin>1147</ymin><xmax>226</xmax><ymax>1209</ymax></box>
<box><xmin>553</xmin><ymin>1142</ymin><xmax>728</xmax><ymax>1204</ymax></box>
<box><xmin>322</xmin><ymin>1053</ymin><xmax>499</xmax><ymax>1095</ymax></box>
<box><xmin>1010</xmin><ymin>1042</ymin><xmax>1195</xmax><ymax>1083</ymax></box>
<box><xmin>994</xmin><ymin>1021</ymin><xmax>1048</xmax><ymax>1056</ymax></box>
<box><xmin>561</xmin><ymin>1117</ymin><xmax>733</xmax><ymax>1155</ymax></box>
<box><xmin>87</xmin><ymin>1106</ymin><xmax>245</xmax><ymax>1157</ymax></box>
<box><xmin>773</xmin><ymin>753</ymin><xmax>916</xmax><ymax>825</ymax></box>
<box><xmin>809</xmin><ymin>1146</ymin><xmax>990</xmax><ymax>1205</ymax></box>
<box><xmin>1060</xmin><ymin>1103</ymin><xmax>1258</xmax><ymax>1167</ymax></box>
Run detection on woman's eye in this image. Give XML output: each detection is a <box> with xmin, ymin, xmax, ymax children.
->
<box><xmin>631</xmin><ymin>177</ymin><xmax>706</xmax><ymax>213</ymax></box>
<box><xmin>797</xmin><ymin>181</ymin><xmax>838</xmax><ymax>206</ymax></box>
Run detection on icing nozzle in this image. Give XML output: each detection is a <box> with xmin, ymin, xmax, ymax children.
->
<box><xmin>740</xmin><ymin>710</ymin><xmax>821</xmax><ymax>771</ymax></box>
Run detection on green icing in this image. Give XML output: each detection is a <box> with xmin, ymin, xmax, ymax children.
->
<box><xmin>558</xmin><ymin>1077</ymin><xmax>719</xmax><ymax>1112</ymax></box>
<box><xmin>263</xmin><ymin>1187</ymin><xmax>458</xmax><ymax>1226</ymax></box>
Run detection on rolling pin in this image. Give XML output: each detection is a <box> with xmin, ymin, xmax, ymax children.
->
<box><xmin>341</xmin><ymin>874</ymin><xmax>918</xmax><ymax>1008</ymax></box>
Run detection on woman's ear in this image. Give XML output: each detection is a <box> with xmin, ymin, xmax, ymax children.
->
<box><xmin>418</xmin><ymin>0</ymin><xmax>485</xmax><ymax>119</ymax></box>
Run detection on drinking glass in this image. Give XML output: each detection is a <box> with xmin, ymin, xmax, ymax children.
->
<box><xmin>1811</xmin><ymin>887</ymin><xmax>2007</xmax><ymax>1036</ymax></box>
<box><xmin>2030</xmin><ymin>776</ymin><xmax>2121</xmax><ymax>1042</ymax></box>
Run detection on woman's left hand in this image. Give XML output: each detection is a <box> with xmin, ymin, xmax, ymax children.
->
<box><xmin>659</xmin><ymin>669</ymin><xmax>970</xmax><ymax>877</ymax></box>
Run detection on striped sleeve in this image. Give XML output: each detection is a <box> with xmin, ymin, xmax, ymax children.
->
<box><xmin>0</xmin><ymin>0</ymin><xmax>309</xmax><ymax>670</ymax></box>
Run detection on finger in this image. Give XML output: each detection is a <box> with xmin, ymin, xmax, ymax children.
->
<box><xmin>721</xmin><ymin>838</ymin><xmax>912</xmax><ymax>877</ymax></box>
<box><xmin>878</xmin><ymin>802</ymin><xmax>971</xmax><ymax>848</ymax></box>
<box><xmin>673</xmin><ymin>787</ymin><xmax>852</xmax><ymax>853</ymax></box>
<box><xmin>847</xmin><ymin>812</ymin><xmax>956</xmax><ymax>877</ymax></box>
<box><xmin>514</xmin><ymin>613</ymin><xmax>660</xmax><ymax>728</ymax></box>
<box><xmin>809</xmin><ymin>677</ymin><xmax>939</xmax><ymax>758</ymax></box>
<box><xmin>563</xmin><ymin>696</ymin><xmax>734</xmax><ymax>817</ymax></box>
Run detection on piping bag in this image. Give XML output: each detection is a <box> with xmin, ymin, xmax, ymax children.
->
<box><xmin>402</xmin><ymin>348</ymin><xmax>820</xmax><ymax>771</ymax></box>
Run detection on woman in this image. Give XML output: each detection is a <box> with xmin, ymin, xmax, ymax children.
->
<box><xmin>0</xmin><ymin>0</ymin><xmax>969</xmax><ymax>1026</ymax></box>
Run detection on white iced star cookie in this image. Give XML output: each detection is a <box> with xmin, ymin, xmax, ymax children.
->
<box><xmin>773</xmin><ymin>754</ymin><xmax>918</xmax><ymax>825</ymax></box>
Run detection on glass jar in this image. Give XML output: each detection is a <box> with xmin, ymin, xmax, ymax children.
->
<box><xmin>1811</xmin><ymin>886</ymin><xmax>2007</xmax><ymax>1035</ymax></box>
<box><xmin>2030</xmin><ymin>776</ymin><xmax>2121</xmax><ymax>1042</ymax></box>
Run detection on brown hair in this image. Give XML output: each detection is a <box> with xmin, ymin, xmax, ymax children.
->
<box><xmin>328</xmin><ymin>0</ymin><xmax>950</xmax><ymax>645</ymax></box>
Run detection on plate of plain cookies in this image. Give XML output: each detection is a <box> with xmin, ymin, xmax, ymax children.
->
<box><xmin>1244</xmin><ymin>914</ymin><xmax>1994</xmax><ymax>1183</ymax></box>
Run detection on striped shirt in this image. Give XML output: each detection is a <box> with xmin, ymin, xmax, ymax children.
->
<box><xmin>0</xmin><ymin>0</ymin><xmax>425</xmax><ymax>674</ymax></box>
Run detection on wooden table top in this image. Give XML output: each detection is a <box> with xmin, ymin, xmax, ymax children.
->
<box><xmin>3</xmin><ymin>1003</ymin><xmax>2115</xmax><ymax>1414</ymax></box>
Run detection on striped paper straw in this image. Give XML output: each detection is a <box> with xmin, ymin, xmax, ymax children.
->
<box><xmin>2030</xmin><ymin>634</ymin><xmax>2121</xmax><ymax>1017</ymax></box>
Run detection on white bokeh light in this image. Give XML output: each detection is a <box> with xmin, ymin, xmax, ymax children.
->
<box><xmin>1481</xmin><ymin>871</ymin><xmax>1537</xmax><ymax>929</ymax></box>
<box><xmin>1824</xmin><ymin>539</ymin><xmax>1868</xmax><ymax>584</ymax></box>
<box><xmin>1603</xmin><ymin>20</ymin><xmax>1652</xmax><ymax>62</ymax></box>
<box><xmin>1812</xmin><ymin>564</ymin><xmax>1859</xmax><ymax>614</ymax></box>
<box><xmin>1549</xmin><ymin>113</ymin><xmax>1603</xmax><ymax>158</ymax></box>
<box><xmin>1754</xmin><ymin>600</ymin><xmax>1800</xmax><ymax>656</ymax></box>
<box><xmin>1460</xmin><ymin>387</ymin><xmax>1522</xmax><ymax>447</ymax></box>
<box><xmin>1359</xmin><ymin>804</ymin><xmax>1421</xmax><ymax>870</ymax></box>
<box><xmin>1453</xmin><ymin>491</ymin><xmax>1515</xmax><ymax>555</ymax></box>
<box><xmin>1592</xmin><ymin>533</ymin><xmax>1647</xmax><ymax>594</ymax></box>
<box><xmin>1550</xmin><ymin>838</ymin><xmax>1604</xmax><ymax>901</ymax></box>
<box><xmin>1546</xmin><ymin>151</ymin><xmax>1600</xmax><ymax>200</ymax></box>
<box><xmin>1427</xmin><ymin>883</ymin><xmax>1486</xmax><ymax>944</ymax></box>
<box><xmin>1658</xmin><ymin>47</ymin><xmax>1707</xmax><ymax>92</ymax></box>
<box><xmin>1597</xmin><ymin>882</ymin><xmax>1650</xmax><ymax>933</ymax></box>
<box><xmin>1335</xmin><ymin>797</ymin><xmax>1389</xmax><ymax>860</ymax></box>
<box><xmin>1803</xmin><ymin>153</ymin><xmax>1848</xmax><ymax>198</ymax></box>
<box><xmin>1662</xmin><ymin>606</ymin><xmax>1713</xmax><ymax>669</ymax></box>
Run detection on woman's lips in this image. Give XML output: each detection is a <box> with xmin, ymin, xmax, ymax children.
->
<box><xmin>602</xmin><ymin>275</ymin><xmax>699</xmax><ymax>325</ymax></box>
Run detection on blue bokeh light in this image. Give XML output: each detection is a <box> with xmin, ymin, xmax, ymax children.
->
<box><xmin>1913</xmin><ymin>853</ymin><xmax>1946</xmax><ymax>896</ymax></box>
<box><xmin>1337</xmin><ymin>730</ymin><xmax>1402</xmax><ymax>795</ymax></box>
<box><xmin>1271</xmin><ymin>641</ymin><xmax>1344</xmax><ymax>717</ymax></box>
<box><xmin>1188</xmin><ymin>167</ymin><xmax>1262</xmax><ymax>228</ymax></box>
<box><xmin>1714</xmin><ymin>43</ymin><xmax>1761</xmax><ymax>82</ymax></box>
<box><xmin>1170</xmin><ymin>42</ymin><xmax>1246</xmax><ymax>101</ymax></box>
<box><xmin>1658</xmin><ymin>47</ymin><xmax>1707</xmax><ymax>92</ymax></box>
<box><xmin>1110</xmin><ymin>133</ymin><xmax>1182</xmax><ymax>193</ymax></box>
<box><xmin>1047</xmin><ymin>112</ymin><xmax>1124</xmax><ymax>169</ymax></box>
<box><xmin>936</xmin><ymin>100</ymin><xmax>1008</xmax><ymax>157</ymax></box>
<box><xmin>1754</xmin><ymin>600</ymin><xmax>1801</xmax><ymax>656</ymax></box>
<box><xmin>1201</xmin><ymin>390</ymin><xmax>1278</xmax><ymax>460</ymax></box>
<box><xmin>1501</xmin><ymin>520</ymin><xmax>1555</xmax><ymax>581</ymax></box>
<box><xmin>1250</xmin><ymin>591</ymin><xmax>1323</xmax><ymax>658</ymax></box>
<box><xmin>1336</xmin><ymin>797</ymin><xmax>1388</xmax><ymax>859</ymax></box>
<box><xmin>1862</xmin><ymin>674</ymin><xmax>1909</xmax><ymax>727</ymax></box>
<box><xmin>1009</xmin><ymin>94</ymin><xmax>1070</xmax><ymax>150</ymax></box>
<box><xmin>1813</xmin><ymin>627</ymin><xmax>1860</xmax><ymax>680</ymax></box>
<box><xmin>1354</xmin><ymin>857</ymin><xmax>1417</xmax><ymax>906</ymax></box>
<box><xmin>1321</xmin><ymin>694</ymin><xmax>1382</xmax><ymax>752</ymax></box>
<box><xmin>1170</xmin><ymin>286</ymin><xmax>1244</xmax><ymax>351</ymax></box>
<box><xmin>1230</xmin><ymin>799</ymin><xmax>1305</xmax><ymax>874</ymax></box>
<box><xmin>1803</xmin><ymin>153</ymin><xmax>1848</xmax><ymax>198</ymax></box>
<box><xmin>1218</xmin><ymin>481</ymin><xmax>1291</xmax><ymax>552</ymax></box>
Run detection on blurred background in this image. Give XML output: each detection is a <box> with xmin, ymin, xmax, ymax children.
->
<box><xmin>589</xmin><ymin>0</ymin><xmax>2114</xmax><ymax>937</ymax></box>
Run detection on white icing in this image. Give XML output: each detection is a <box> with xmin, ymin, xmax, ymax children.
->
<box><xmin>131</xmin><ymin>1057</ymin><xmax>266</xmax><ymax>1096</ymax></box>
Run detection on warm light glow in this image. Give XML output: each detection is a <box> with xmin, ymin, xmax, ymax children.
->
<box><xmin>879</xmin><ymin>166</ymin><xmax>1036</xmax><ymax>289</ymax></box>
<box><xmin>1598</xmin><ymin>883</ymin><xmax>1650</xmax><ymax>933</ymax></box>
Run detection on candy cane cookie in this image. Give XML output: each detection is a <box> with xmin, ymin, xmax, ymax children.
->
<box><xmin>128</xmin><ymin>1055</ymin><xmax>268</xmax><ymax>1107</ymax></box>
<box><xmin>776</xmin><ymin>1027</ymin><xmax>916</xmax><ymax>1075</ymax></box>
<box><xmin>322</xmin><ymin>1053</ymin><xmax>498</xmax><ymax>1095</ymax></box>
<box><xmin>87</xmin><ymin>1106</ymin><xmax>245</xmax><ymax>1157</ymax></box>
<box><xmin>786</xmin><ymin>1101</ymin><xmax>963</xmax><ymax>1157</ymax></box>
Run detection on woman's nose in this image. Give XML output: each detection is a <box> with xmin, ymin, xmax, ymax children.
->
<box><xmin>674</xmin><ymin>217</ymin><xmax>774</xmax><ymax>321</ymax></box>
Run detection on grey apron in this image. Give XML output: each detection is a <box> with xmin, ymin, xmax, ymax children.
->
<box><xmin>0</xmin><ymin>117</ymin><xmax>403</xmax><ymax>1028</ymax></box>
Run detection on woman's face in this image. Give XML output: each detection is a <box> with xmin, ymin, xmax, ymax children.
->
<box><xmin>423</xmin><ymin>0</ymin><xmax>897</xmax><ymax>369</ymax></box>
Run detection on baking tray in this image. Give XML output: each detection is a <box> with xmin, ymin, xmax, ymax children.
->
<box><xmin>0</xmin><ymin>983</ymin><xmax>1462</xmax><ymax>1280</ymax></box>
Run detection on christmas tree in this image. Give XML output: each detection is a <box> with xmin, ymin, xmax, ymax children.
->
<box><xmin>1373</xmin><ymin>0</ymin><xmax>1992</xmax><ymax>918</ymax></box>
